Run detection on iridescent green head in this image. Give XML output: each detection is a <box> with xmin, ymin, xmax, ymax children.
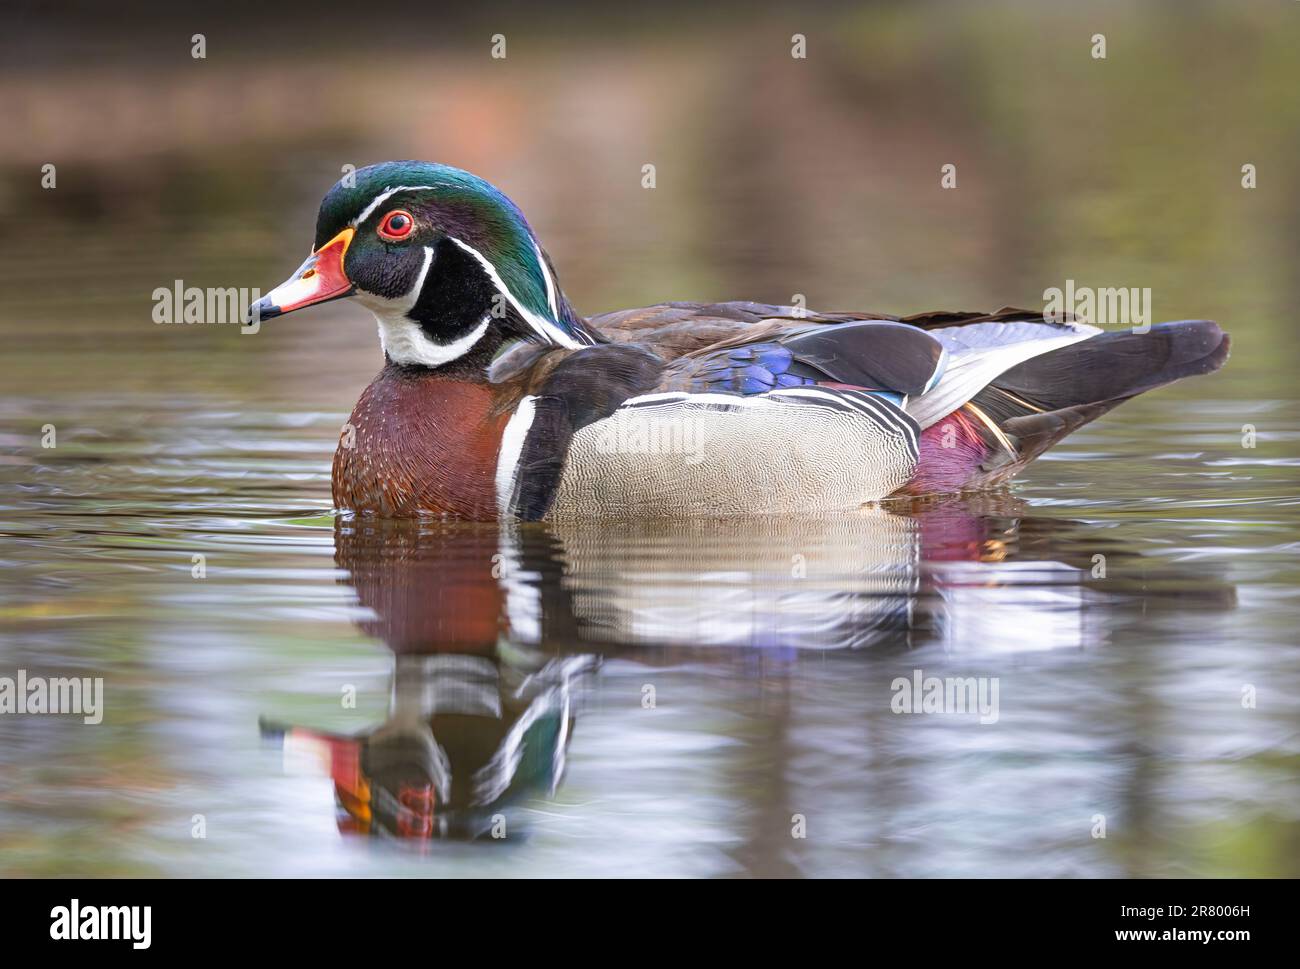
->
<box><xmin>252</xmin><ymin>161</ymin><xmax>592</xmax><ymax>368</ymax></box>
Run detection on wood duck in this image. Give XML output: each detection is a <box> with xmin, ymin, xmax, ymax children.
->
<box><xmin>251</xmin><ymin>161</ymin><xmax>1230</xmax><ymax>521</ymax></box>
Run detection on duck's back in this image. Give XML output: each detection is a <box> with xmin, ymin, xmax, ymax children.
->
<box><xmin>552</xmin><ymin>301</ymin><xmax>1230</xmax><ymax>511</ymax></box>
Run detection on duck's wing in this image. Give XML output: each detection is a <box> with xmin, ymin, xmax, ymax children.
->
<box><xmin>587</xmin><ymin>301</ymin><xmax>1053</xmax><ymax>358</ymax></box>
<box><xmin>589</xmin><ymin>300</ymin><xmax>1113</xmax><ymax>423</ymax></box>
<box><xmin>654</xmin><ymin>321</ymin><xmax>947</xmax><ymax>399</ymax></box>
<box><xmin>904</xmin><ymin>314</ymin><xmax>1102</xmax><ymax>428</ymax></box>
<box><xmin>589</xmin><ymin>301</ymin><xmax>897</xmax><ymax>358</ymax></box>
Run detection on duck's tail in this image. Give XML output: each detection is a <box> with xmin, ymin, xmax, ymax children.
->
<box><xmin>902</xmin><ymin>319</ymin><xmax>1230</xmax><ymax>495</ymax></box>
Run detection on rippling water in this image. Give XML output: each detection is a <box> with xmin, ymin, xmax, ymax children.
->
<box><xmin>2</xmin><ymin>377</ymin><xmax>1297</xmax><ymax>876</ymax></box>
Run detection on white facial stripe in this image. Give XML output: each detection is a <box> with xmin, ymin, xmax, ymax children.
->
<box><xmin>375</xmin><ymin>313</ymin><xmax>491</xmax><ymax>368</ymax></box>
<box><xmin>495</xmin><ymin>395</ymin><xmax>538</xmax><ymax>519</ymax></box>
<box><xmin>533</xmin><ymin>240</ymin><xmax>559</xmax><ymax>318</ymax></box>
<box><xmin>352</xmin><ymin>185</ymin><xmax>439</xmax><ymax>227</ymax></box>
<box><xmin>409</xmin><ymin>244</ymin><xmax>435</xmax><ymax>305</ymax></box>
<box><xmin>448</xmin><ymin>237</ymin><xmax>588</xmax><ymax>349</ymax></box>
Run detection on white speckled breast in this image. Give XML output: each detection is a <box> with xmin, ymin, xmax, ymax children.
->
<box><xmin>546</xmin><ymin>389</ymin><xmax>918</xmax><ymax>520</ymax></box>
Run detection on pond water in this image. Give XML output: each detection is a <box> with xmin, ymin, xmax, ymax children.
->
<box><xmin>1</xmin><ymin>322</ymin><xmax>1296</xmax><ymax>876</ymax></box>
<box><xmin>1</xmin><ymin>2</ymin><xmax>1299</xmax><ymax>877</ymax></box>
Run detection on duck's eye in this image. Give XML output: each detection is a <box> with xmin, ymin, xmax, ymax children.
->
<box><xmin>378</xmin><ymin>210</ymin><xmax>414</xmax><ymax>241</ymax></box>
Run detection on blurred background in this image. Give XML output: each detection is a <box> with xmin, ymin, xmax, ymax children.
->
<box><xmin>2</xmin><ymin>0</ymin><xmax>1296</xmax><ymax>399</ymax></box>
<box><xmin>0</xmin><ymin>0</ymin><xmax>1297</xmax><ymax>876</ymax></box>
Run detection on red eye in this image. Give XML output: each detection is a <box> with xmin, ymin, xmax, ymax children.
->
<box><xmin>378</xmin><ymin>209</ymin><xmax>414</xmax><ymax>241</ymax></box>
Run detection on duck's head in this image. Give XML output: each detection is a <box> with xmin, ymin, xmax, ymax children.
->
<box><xmin>251</xmin><ymin>161</ymin><xmax>592</xmax><ymax>367</ymax></box>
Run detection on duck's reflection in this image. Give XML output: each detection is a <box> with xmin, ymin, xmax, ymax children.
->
<box><xmin>262</xmin><ymin>495</ymin><xmax>1234</xmax><ymax>841</ymax></box>
<box><xmin>263</xmin><ymin>651</ymin><xmax>593</xmax><ymax>840</ymax></box>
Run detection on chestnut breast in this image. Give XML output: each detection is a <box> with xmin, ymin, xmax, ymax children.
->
<box><xmin>332</xmin><ymin>364</ymin><xmax>510</xmax><ymax>519</ymax></box>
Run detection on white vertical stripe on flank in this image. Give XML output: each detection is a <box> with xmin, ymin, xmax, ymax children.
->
<box><xmin>495</xmin><ymin>396</ymin><xmax>538</xmax><ymax>519</ymax></box>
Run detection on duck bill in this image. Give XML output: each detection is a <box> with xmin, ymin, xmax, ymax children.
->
<box><xmin>248</xmin><ymin>227</ymin><xmax>355</xmax><ymax>322</ymax></box>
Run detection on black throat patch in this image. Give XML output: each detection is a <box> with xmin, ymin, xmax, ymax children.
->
<box><xmin>407</xmin><ymin>236</ymin><xmax>503</xmax><ymax>347</ymax></box>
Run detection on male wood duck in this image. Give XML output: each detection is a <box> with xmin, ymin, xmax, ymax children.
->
<box><xmin>251</xmin><ymin>161</ymin><xmax>1230</xmax><ymax>520</ymax></box>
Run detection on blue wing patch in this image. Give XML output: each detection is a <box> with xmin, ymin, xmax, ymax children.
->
<box><xmin>681</xmin><ymin>343</ymin><xmax>817</xmax><ymax>395</ymax></box>
<box><xmin>665</xmin><ymin>329</ymin><xmax>937</xmax><ymax>405</ymax></box>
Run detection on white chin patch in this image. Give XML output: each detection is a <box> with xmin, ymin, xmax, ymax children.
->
<box><xmin>369</xmin><ymin>307</ymin><xmax>490</xmax><ymax>368</ymax></box>
<box><xmin>353</xmin><ymin>245</ymin><xmax>488</xmax><ymax>368</ymax></box>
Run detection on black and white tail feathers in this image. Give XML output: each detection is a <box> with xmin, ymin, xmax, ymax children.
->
<box><xmin>966</xmin><ymin>319</ymin><xmax>1230</xmax><ymax>481</ymax></box>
